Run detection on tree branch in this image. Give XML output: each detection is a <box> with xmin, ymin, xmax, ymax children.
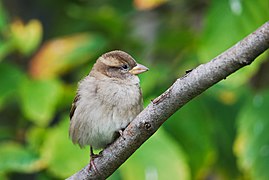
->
<box><xmin>67</xmin><ymin>21</ymin><xmax>269</xmax><ymax>180</ymax></box>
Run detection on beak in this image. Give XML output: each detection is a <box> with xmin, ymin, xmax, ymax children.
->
<box><xmin>129</xmin><ymin>63</ymin><xmax>149</xmax><ymax>75</ymax></box>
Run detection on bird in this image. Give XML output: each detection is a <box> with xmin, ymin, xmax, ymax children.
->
<box><xmin>69</xmin><ymin>50</ymin><xmax>148</xmax><ymax>170</ymax></box>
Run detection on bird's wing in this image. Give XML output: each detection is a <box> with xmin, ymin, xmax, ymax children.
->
<box><xmin>70</xmin><ymin>93</ymin><xmax>80</xmax><ymax>120</ymax></box>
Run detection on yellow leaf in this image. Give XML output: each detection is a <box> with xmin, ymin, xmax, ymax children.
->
<box><xmin>29</xmin><ymin>33</ymin><xmax>106</xmax><ymax>79</ymax></box>
<box><xmin>10</xmin><ymin>19</ymin><xmax>43</xmax><ymax>55</ymax></box>
<box><xmin>134</xmin><ymin>0</ymin><xmax>168</xmax><ymax>10</ymax></box>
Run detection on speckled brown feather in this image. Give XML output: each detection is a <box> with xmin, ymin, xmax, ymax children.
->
<box><xmin>70</xmin><ymin>94</ymin><xmax>80</xmax><ymax>120</ymax></box>
<box><xmin>101</xmin><ymin>50</ymin><xmax>137</xmax><ymax>68</ymax></box>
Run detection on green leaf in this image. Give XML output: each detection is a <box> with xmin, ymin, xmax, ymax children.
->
<box><xmin>40</xmin><ymin>116</ymin><xmax>89</xmax><ymax>178</ymax></box>
<box><xmin>163</xmin><ymin>97</ymin><xmax>216</xmax><ymax>178</ymax></box>
<box><xmin>0</xmin><ymin>172</ymin><xmax>8</xmax><ymax>180</ymax></box>
<box><xmin>0</xmin><ymin>40</ymin><xmax>15</xmax><ymax>61</ymax></box>
<box><xmin>0</xmin><ymin>142</ymin><xmax>44</xmax><ymax>173</ymax></box>
<box><xmin>199</xmin><ymin>0</ymin><xmax>268</xmax><ymax>61</ymax></box>
<box><xmin>20</xmin><ymin>78</ymin><xmax>62</xmax><ymax>126</ymax></box>
<box><xmin>119</xmin><ymin>128</ymin><xmax>190</xmax><ymax>180</ymax></box>
<box><xmin>0</xmin><ymin>1</ymin><xmax>8</xmax><ymax>31</ymax></box>
<box><xmin>234</xmin><ymin>91</ymin><xmax>269</xmax><ymax>180</ymax></box>
<box><xmin>26</xmin><ymin>126</ymin><xmax>47</xmax><ymax>152</ymax></box>
<box><xmin>198</xmin><ymin>0</ymin><xmax>268</xmax><ymax>87</ymax></box>
<box><xmin>66</xmin><ymin>5</ymin><xmax>125</xmax><ymax>38</ymax></box>
<box><xmin>0</xmin><ymin>62</ymin><xmax>24</xmax><ymax>108</ymax></box>
<box><xmin>204</xmin><ymin>90</ymin><xmax>243</xmax><ymax>177</ymax></box>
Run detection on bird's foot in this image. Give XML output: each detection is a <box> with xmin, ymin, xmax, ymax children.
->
<box><xmin>88</xmin><ymin>156</ymin><xmax>100</xmax><ymax>175</ymax></box>
<box><xmin>88</xmin><ymin>147</ymin><xmax>101</xmax><ymax>175</ymax></box>
<box><xmin>90</xmin><ymin>153</ymin><xmax>100</xmax><ymax>159</ymax></box>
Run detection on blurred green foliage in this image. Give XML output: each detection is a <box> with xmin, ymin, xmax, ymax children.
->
<box><xmin>0</xmin><ymin>0</ymin><xmax>268</xmax><ymax>179</ymax></box>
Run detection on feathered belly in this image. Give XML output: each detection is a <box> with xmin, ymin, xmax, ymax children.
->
<box><xmin>69</xmin><ymin>79</ymin><xmax>143</xmax><ymax>149</ymax></box>
<box><xmin>70</xmin><ymin>97</ymin><xmax>141</xmax><ymax>149</ymax></box>
<box><xmin>87</xmin><ymin>108</ymin><xmax>135</xmax><ymax>149</ymax></box>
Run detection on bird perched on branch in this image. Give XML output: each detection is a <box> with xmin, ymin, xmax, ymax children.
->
<box><xmin>69</xmin><ymin>50</ymin><xmax>148</xmax><ymax>170</ymax></box>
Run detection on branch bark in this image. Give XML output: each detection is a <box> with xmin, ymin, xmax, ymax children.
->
<box><xmin>67</xmin><ymin>21</ymin><xmax>269</xmax><ymax>180</ymax></box>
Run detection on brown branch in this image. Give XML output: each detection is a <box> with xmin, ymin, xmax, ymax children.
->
<box><xmin>67</xmin><ymin>21</ymin><xmax>269</xmax><ymax>180</ymax></box>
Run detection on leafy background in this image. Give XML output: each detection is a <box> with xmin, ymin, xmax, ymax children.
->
<box><xmin>0</xmin><ymin>0</ymin><xmax>268</xmax><ymax>179</ymax></box>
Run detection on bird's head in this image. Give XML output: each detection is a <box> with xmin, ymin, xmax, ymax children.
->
<box><xmin>91</xmin><ymin>50</ymin><xmax>149</xmax><ymax>80</ymax></box>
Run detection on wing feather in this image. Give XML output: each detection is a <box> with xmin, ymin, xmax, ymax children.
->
<box><xmin>70</xmin><ymin>94</ymin><xmax>80</xmax><ymax>120</ymax></box>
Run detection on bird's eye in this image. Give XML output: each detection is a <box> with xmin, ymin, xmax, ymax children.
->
<box><xmin>121</xmin><ymin>64</ymin><xmax>129</xmax><ymax>70</ymax></box>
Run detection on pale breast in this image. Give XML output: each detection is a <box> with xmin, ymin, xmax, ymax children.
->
<box><xmin>69</xmin><ymin>76</ymin><xmax>143</xmax><ymax>149</ymax></box>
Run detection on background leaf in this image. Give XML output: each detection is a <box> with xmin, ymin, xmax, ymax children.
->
<box><xmin>0</xmin><ymin>1</ymin><xmax>8</xmax><ymax>30</ymax></box>
<box><xmin>119</xmin><ymin>128</ymin><xmax>190</xmax><ymax>180</ymax></box>
<box><xmin>235</xmin><ymin>90</ymin><xmax>269</xmax><ymax>180</ymax></box>
<box><xmin>0</xmin><ymin>142</ymin><xmax>44</xmax><ymax>173</ymax></box>
<box><xmin>0</xmin><ymin>62</ymin><xmax>24</xmax><ymax>108</ymax></box>
<box><xmin>29</xmin><ymin>33</ymin><xmax>107</xmax><ymax>79</ymax></box>
<box><xmin>10</xmin><ymin>19</ymin><xmax>43</xmax><ymax>56</ymax></box>
<box><xmin>20</xmin><ymin>78</ymin><xmax>62</xmax><ymax>126</ymax></box>
<box><xmin>198</xmin><ymin>0</ymin><xmax>268</xmax><ymax>87</ymax></box>
<box><xmin>164</xmin><ymin>97</ymin><xmax>216</xmax><ymax>178</ymax></box>
<box><xmin>40</xmin><ymin>116</ymin><xmax>89</xmax><ymax>178</ymax></box>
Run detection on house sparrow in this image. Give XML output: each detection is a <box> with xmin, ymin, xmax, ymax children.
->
<box><xmin>69</xmin><ymin>50</ymin><xmax>148</xmax><ymax>169</ymax></box>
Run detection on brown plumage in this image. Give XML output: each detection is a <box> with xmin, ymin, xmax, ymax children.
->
<box><xmin>69</xmin><ymin>50</ymin><xmax>148</xmax><ymax>161</ymax></box>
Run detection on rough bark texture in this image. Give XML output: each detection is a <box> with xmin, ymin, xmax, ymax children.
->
<box><xmin>67</xmin><ymin>21</ymin><xmax>269</xmax><ymax>180</ymax></box>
